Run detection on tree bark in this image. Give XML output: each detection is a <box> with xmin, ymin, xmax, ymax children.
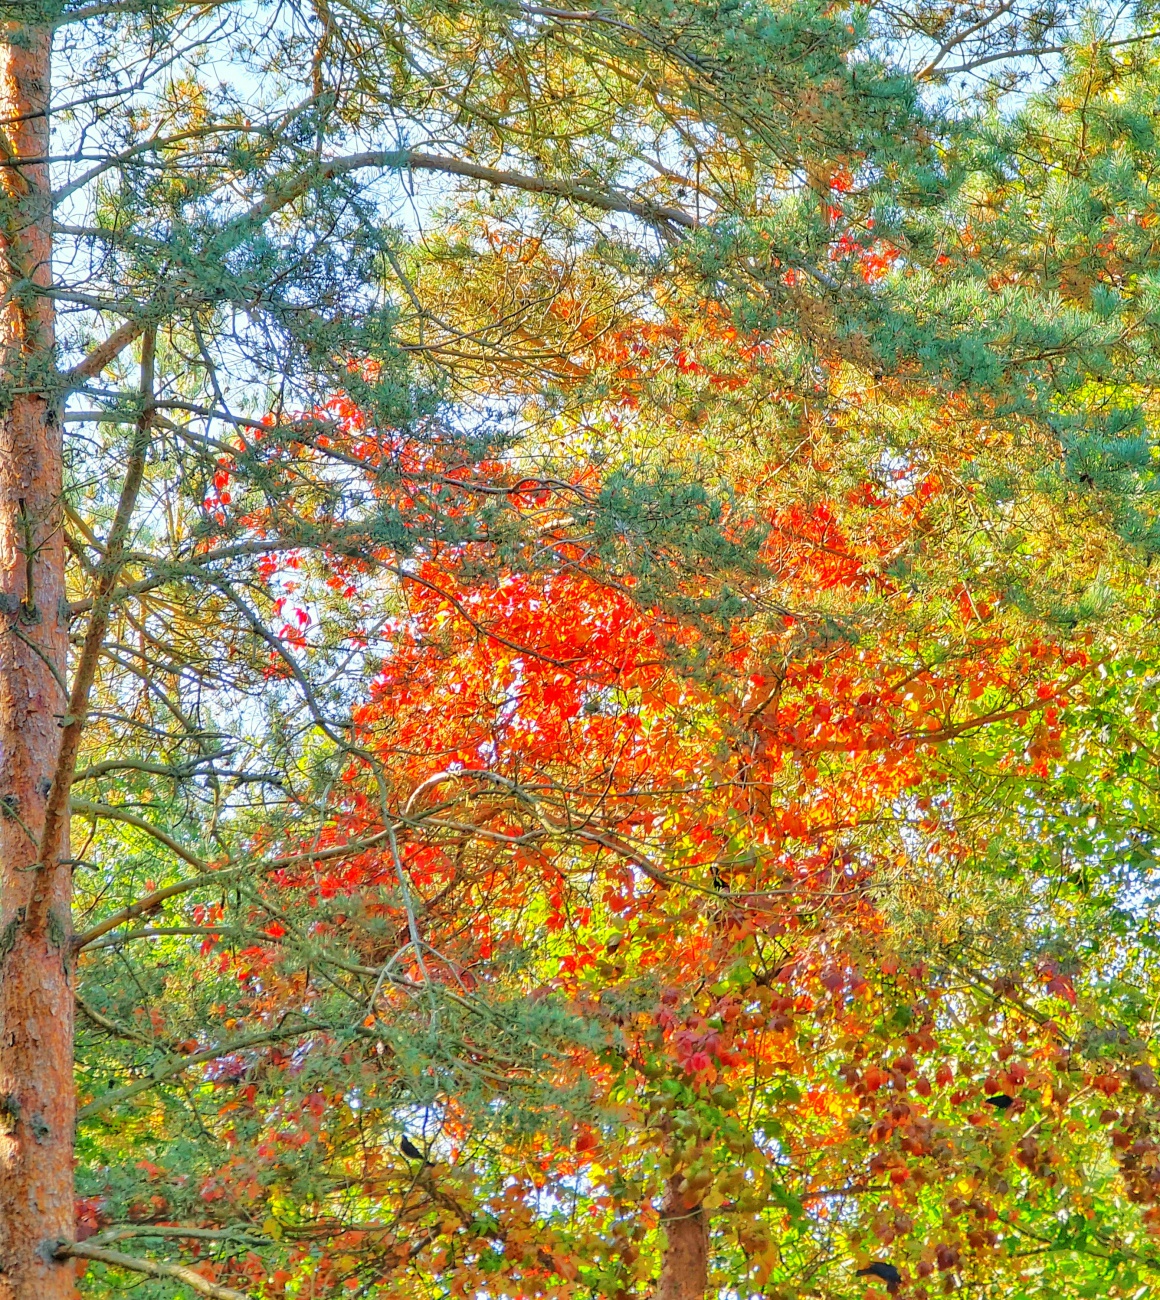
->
<box><xmin>655</xmin><ymin>1178</ymin><xmax>708</xmax><ymax>1300</ymax></box>
<box><xmin>0</xmin><ymin>18</ymin><xmax>75</xmax><ymax>1300</ymax></box>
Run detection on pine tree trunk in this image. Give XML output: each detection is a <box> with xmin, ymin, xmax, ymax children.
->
<box><xmin>655</xmin><ymin>1178</ymin><xmax>708</xmax><ymax>1300</ymax></box>
<box><xmin>0</xmin><ymin>19</ymin><xmax>75</xmax><ymax>1300</ymax></box>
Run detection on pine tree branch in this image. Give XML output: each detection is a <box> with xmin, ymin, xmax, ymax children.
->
<box><xmin>930</xmin><ymin>30</ymin><xmax>1160</xmax><ymax>79</ymax></box>
<box><xmin>407</xmin><ymin>152</ymin><xmax>697</xmax><ymax>229</ymax></box>
<box><xmin>60</xmin><ymin>317</ymin><xmax>148</xmax><ymax>388</ymax></box>
<box><xmin>242</xmin><ymin>148</ymin><xmax>697</xmax><ymax>232</ymax></box>
<box><xmin>76</xmin><ymin>993</ymin><xmax>160</xmax><ymax>1045</ymax></box>
<box><xmin>33</xmin><ymin>331</ymin><xmax>155</xmax><ymax>934</ymax></box>
<box><xmin>69</xmin><ymin>799</ymin><xmax>208</xmax><ymax>871</ymax></box>
<box><xmin>915</xmin><ymin>0</ymin><xmax>1016</xmax><ymax>80</ymax></box>
<box><xmin>84</xmin><ymin>925</ymin><xmax>239</xmax><ymax>949</ymax></box>
<box><xmin>86</xmin><ymin>1227</ymin><xmax>270</xmax><ymax>1245</ymax></box>
<box><xmin>75</xmin><ymin>1022</ymin><xmax>317</xmax><ymax>1120</ymax></box>
<box><xmin>71</xmin><ymin>828</ymin><xmax>393</xmax><ymax>950</ymax></box>
<box><xmin>53</xmin><ymin>1241</ymin><xmax>252</xmax><ymax>1300</ymax></box>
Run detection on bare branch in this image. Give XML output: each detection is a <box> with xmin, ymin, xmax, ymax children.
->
<box><xmin>915</xmin><ymin>0</ymin><xmax>1015</xmax><ymax>80</ymax></box>
<box><xmin>242</xmin><ymin>148</ymin><xmax>696</xmax><ymax>232</ymax></box>
<box><xmin>929</xmin><ymin>30</ymin><xmax>1160</xmax><ymax>79</ymax></box>
<box><xmin>70</xmin><ymin>799</ymin><xmax>209</xmax><ymax>871</ymax></box>
<box><xmin>407</xmin><ymin>151</ymin><xmax>697</xmax><ymax>229</ymax></box>
<box><xmin>60</xmin><ymin>318</ymin><xmax>148</xmax><ymax>389</ymax></box>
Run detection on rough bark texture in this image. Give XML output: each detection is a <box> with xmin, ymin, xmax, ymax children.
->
<box><xmin>656</xmin><ymin>1178</ymin><xmax>708</xmax><ymax>1300</ymax></box>
<box><xmin>0</xmin><ymin>19</ymin><xmax>76</xmax><ymax>1300</ymax></box>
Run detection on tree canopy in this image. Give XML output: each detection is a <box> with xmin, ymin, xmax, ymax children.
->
<box><xmin>2</xmin><ymin>0</ymin><xmax>1160</xmax><ymax>1298</ymax></box>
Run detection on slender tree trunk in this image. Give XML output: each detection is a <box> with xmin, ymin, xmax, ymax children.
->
<box><xmin>0</xmin><ymin>19</ymin><xmax>75</xmax><ymax>1300</ymax></box>
<box><xmin>656</xmin><ymin>1178</ymin><xmax>708</xmax><ymax>1300</ymax></box>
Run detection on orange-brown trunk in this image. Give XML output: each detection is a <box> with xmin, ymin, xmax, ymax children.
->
<box><xmin>655</xmin><ymin>1178</ymin><xmax>708</xmax><ymax>1300</ymax></box>
<box><xmin>0</xmin><ymin>19</ymin><xmax>75</xmax><ymax>1300</ymax></box>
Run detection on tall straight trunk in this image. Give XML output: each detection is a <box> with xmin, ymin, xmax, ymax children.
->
<box><xmin>656</xmin><ymin>1178</ymin><xmax>708</xmax><ymax>1300</ymax></box>
<box><xmin>0</xmin><ymin>19</ymin><xmax>75</xmax><ymax>1300</ymax></box>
